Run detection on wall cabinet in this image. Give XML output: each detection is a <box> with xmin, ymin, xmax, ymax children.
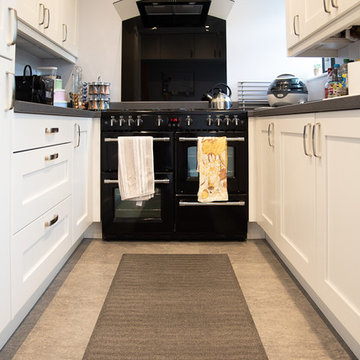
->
<box><xmin>255</xmin><ymin>111</ymin><xmax>360</xmax><ymax>358</ymax></box>
<box><xmin>286</xmin><ymin>0</ymin><xmax>360</xmax><ymax>56</ymax></box>
<box><xmin>17</xmin><ymin>0</ymin><xmax>78</xmax><ymax>56</ymax></box>
<box><xmin>0</xmin><ymin>2</ymin><xmax>17</xmax><ymax>60</ymax></box>
<box><xmin>72</xmin><ymin>119</ymin><xmax>93</xmax><ymax>244</ymax></box>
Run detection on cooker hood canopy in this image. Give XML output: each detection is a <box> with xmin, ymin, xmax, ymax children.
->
<box><xmin>136</xmin><ymin>0</ymin><xmax>210</xmax><ymax>27</ymax></box>
<box><xmin>113</xmin><ymin>0</ymin><xmax>234</xmax><ymax>25</ymax></box>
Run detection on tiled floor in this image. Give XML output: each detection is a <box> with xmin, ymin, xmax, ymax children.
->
<box><xmin>0</xmin><ymin>239</ymin><xmax>356</xmax><ymax>360</ymax></box>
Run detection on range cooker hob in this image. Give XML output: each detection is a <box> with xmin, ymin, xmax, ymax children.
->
<box><xmin>101</xmin><ymin>109</ymin><xmax>248</xmax><ymax>241</ymax></box>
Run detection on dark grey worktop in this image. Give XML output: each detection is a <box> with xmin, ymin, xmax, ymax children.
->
<box><xmin>14</xmin><ymin>101</ymin><xmax>99</xmax><ymax>118</ymax></box>
<box><xmin>252</xmin><ymin>95</ymin><xmax>360</xmax><ymax>117</ymax></box>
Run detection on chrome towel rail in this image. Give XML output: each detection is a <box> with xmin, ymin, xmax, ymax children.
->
<box><xmin>178</xmin><ymin>137</ymin><xmax>245</xmax><ymax>142</ymax></box>
<box><xmin>104</xmin><ymin>179</ymin><xmax>170</xmax><ymax>184</ymax></box>
<box><xmin>104</xmin><ymin>137</ymin><xmax>170</xmax><ymax>142</ymax></box>
<box><xmin>179</xmin><ymin>201</ymin><xmax>245</xmax><ymax>207</ymax></box>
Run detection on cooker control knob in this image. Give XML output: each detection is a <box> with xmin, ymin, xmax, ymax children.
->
<box><xmin>232</xmin><ymin>115</ymin><xmax>239</xmax><ymax>126</ymax></box>
<box><xmin>206</xmin><ymin>115</ymin><xmax>212</xmax><ymax>126</ymax></box>
<box><xmin>136</xmin><ymin>115</ymin><xmax>143</xmax><ymax>127</ymax></box>
<box><xmin>119</xmin><ymin>116</ymin><xmax>125</xmax><ymax>127</ymax></box>
<box><xmin>127</xmin><ymin>115</ymin><xmax>134</xmax><ymax>127</ymax></box>
<box><xmin>223</xmin><ymin>115</ymin><xmax>231</xmax><ymax>126</ymax></box>
<box><xmin>110</xmin><ymin>116</ymin><xmax>117</xmax><ymax>127</ymax></box>
<box><xmin>156</xmin><ymin>115</ymin><xmax>163</xmax><ymax>127</ymax></box>
<box><xmin>185</xmin><ymin>115</ymin><xmax>192</xmax><ymax>126</ymax></box>
<box><xmin>215</xmin><ymin>115</ymin><xmax>222</xmax><ymax>127</ymax></box>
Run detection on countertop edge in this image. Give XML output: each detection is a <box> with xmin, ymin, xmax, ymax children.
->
<box><xmin>14</xmin><ymin>101</ymin><xmax>100</xmax><ymax>118</ymax></box>
<box><xmin>252</xmin><ymin>95</ymin><xmax>360</xmax><ymax>117</ymax></box>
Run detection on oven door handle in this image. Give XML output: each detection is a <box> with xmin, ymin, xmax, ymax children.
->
<box><xmin>178</xmin><ymin>137</ymin><xmax>245</xmax><ymax>142</ymax></box>
<box><xmin>104</xmin><ymin>179</ymin><xmax>170</xmax><ymax>184</ymax></box>
<box><xmin>104</xmin><ymin>137</ymin><xmax>170</xmax><ymax>142</ymax></box>
<box><xmin>179</xmin><ymin>201</ymin><xmax>246</xmax><ymax>206</ymax></box>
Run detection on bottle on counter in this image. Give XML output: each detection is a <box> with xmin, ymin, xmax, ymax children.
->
<box><xmin>324</xmin><ymin>67</ymin><xmax>332</xmax><ymax>99</ymax></box>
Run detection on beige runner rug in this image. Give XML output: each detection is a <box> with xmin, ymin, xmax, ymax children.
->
<box><xmin>83</xmin><ymin>254</ymin><xmax>268</xmax><ymax>360</ymax></box>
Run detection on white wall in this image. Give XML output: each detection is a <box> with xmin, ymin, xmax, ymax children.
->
<box><xmin>226</xmin><ymin>0</ymin><xmax>321</xmax><ymax>100</ymax></box>
<box><xmin>77</xmin><ymin>0</ymin><xmax>321</xmax><ymax>102</ymax></box>
<box><xmin>77</xmin><ymin>0</ymin><xmax>122</xmax><ymax>101</ymax></box>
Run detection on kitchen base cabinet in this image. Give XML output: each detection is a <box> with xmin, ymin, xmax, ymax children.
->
<box><xmin>276</xmin><ymin>114</ymin><xmax>317</xmax><ymax>288</ymax></box>
<box><xmin>0</xmin><ymin>54</ymin><xmax>13</xmax><ymax>341</ymax></box>
<box><xmin>255</xmin><ymin>117</ymin><xmax>277</xmax><ymax>241</ymax></box>
<box><xmin>255</xmin><ymin>111</ymin><xmax>360</xmax><ymax>358</ymax></box>
<box><xmin>315</xmin><ymin>111</ymin><xmax>360</xmax><ymax>356</ymax></box>
<box><xmin>72</xmin><ymin>119</ymin><xmax>93</xmax><ymax>243</ymax></box>
<box><xmin>11</xmin><ymin>197</ymin><xmax>72</xmax><ymax>316</ymax></box>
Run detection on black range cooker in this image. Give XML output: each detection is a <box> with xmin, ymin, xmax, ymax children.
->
<box><xmin>101</xmin><ymin>109</ymin><xmax>248</xmax><ymax>240</ymax></box>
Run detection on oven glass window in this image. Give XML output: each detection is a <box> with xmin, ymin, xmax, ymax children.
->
<box><xmin>187</xmin><ymin>146</ymin><xmax>234</xmax><ymax>178</ymax></box>
<box><xmin>114</xmin><ymin>188</ymin><xmax>161</xmax><ymax>220</ymax></box>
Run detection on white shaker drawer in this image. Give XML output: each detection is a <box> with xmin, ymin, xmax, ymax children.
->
<box><xmin>12</xmin><ymin>143</ymin><xmax>72</xmax><ymax>234</ymax></box>
<box><xmin>11</xmin><ymin>197</ymin><xmax>72</xmax><ymax>317</ymax></box>
<box><xmin>12</xmin><ymin>114</ymin><xmax>73</xmax><ymax>152</ymax></box>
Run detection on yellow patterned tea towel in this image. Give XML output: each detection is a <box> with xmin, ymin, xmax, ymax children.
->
<box><xmin>197</xmin><ymin>136</ymin><xmax>228</xmax><ymax>202</ymax></box>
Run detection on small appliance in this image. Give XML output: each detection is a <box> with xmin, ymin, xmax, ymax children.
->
<box><xmin>267</xmin><ymin>74</ymin><xmax>308</xmax><ymax>107</ymax></box>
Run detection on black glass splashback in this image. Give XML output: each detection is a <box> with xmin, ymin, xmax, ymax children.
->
<box><xmin>122</xmin><ymin>16</ymin><xmax>227</xmax><ymax>101</ymax></box>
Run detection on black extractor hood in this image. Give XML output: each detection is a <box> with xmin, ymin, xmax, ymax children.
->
<box><xmin>136</xmin><ymin>0</ymin><xmax>211</xmax><ymax>27</ymax></box>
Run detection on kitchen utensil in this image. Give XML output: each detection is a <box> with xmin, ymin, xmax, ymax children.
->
<box><xmin>267</xmin><ymin>74</ymin><xmax>308</xmax><ymax>107</ymax></box>
<box><xmin>204</xmin><ymin>83</ymin><xmax>232</xmax><ymax>109</ymax></box>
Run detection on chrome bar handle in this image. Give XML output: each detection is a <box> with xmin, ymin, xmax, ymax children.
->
<box><xmin>45</xmin><ymin>214</ymin><xmax>58</xmax><ymax>228</ymax></box>
<box><xmin>267</xmin><ymin>123</ymin><xmax>274</xmax><ymax>147</ymax></box>
<box><xmin>74</xmin><ymin>123</ymin><xmax>81</xmax><ymax>148</ymax></box>
<box><xmin>104</xmin><ymin>137</ymin><xmax>170</xmax><ymax>142</ymax></box>
<box><xmin>323</xmin><ymin>0</ymin><xmax>331</xmax><ymax>13</ymax></box>
<box><xmin>312</xmin><ymin>123</ymin><xmax>322</xmax><ymax>158</ymax></box>
<box><xmin>45</xmin><ymin>153</ymin><xmax>59</xmax><ymax>161</ymax></box>
<box><xmin>179</xmin><ymin>201</ymin><xmax>246</xmax><ymax>207</ymax></box>
<box><xmin>293</xmin><ymin>14</ymin><xmax>300</xmax><ymax>36</ymax></box>
<box><xmin>39</xmin><ymin>3</ymin><xmax>45</xmax><ymax>25</ymax></box>
<box><xmin>104</xmin><ymin>179</ymin><xmax>170</xmax><ymax>184</ymax></box>
<box><xmin>6</xmin><ymin>72</ymin><xmax>15</xmax><ymax>111</ymax></box>
<box><xmin>44</xmin><ymin>8</ymin><xmax>50</xmax><ymax>29</ymax></box>
<box><xmin>45</xmin><ymin>127</ymin><xmax>59</xmax><ymax>134</ymax></box>
<box><xmin>303</xmin><ymin>123</ymin><xmax>312</xmax><ymax>157</ymax></box>
<box><xmin>331</xmin><ymin>0</ymin><xmax>338</xmax><ymax>8</ymax></box>
<box><xmin>62</xmin><ymin>24</ymin><xmax>68</xmax><ymax>42</ymax></box>
<box><xmin>8</xmin><ymin>8</ymin><xmax>18</xmax><ymax>46</ymax></box>
<box><xmin>178</xmin><ymin>137</ymin><xmax>245</xmax><ymax>142</ymax></box>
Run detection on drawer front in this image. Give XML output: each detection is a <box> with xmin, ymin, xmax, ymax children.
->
<box><xmin>12</xmin><ymin>143</ymin><xmax>72</xmax><ymax>234</ymax></box>
<box><xmin>11</xmin><ymin>197</ymin><xmax>72</xmax><ymax>316</ymax></box>
<box><xmin>12</xmin><ymin>114</ymin><xmax>74</xmax><ymax>152</ymax></box>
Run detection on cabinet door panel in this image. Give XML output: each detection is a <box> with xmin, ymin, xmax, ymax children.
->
<box><xmin>277</xmin><ymin>115</ymin><xmax>316</xmax><ymax>284</ymax></box>
<box><xmin>12</xmin><ymin>143</ymin><xmax>72</xmax><ymax>234</ymax></box>
<box><xmin>11</xmin><ymin>197</ymin><xmax>72</xmax><ymax>317</ymax></box>
<box><xmin>256</xmin><ymin>118</ymin><xmax>277</xmax><ymax>240</ymax></box>
<box><xmin>316</xmin><ymin>111</ymin><xmax>360</xmax><ymax>349</ymax></box>
<box><xmin>60</xmin><ymin>0</ymin><xmax>78</xmax><ymax>55</ymax></box>
<box><xmin>0</xmin><ymin>1</ymin><xmax>16</xmax><ymax>60</ymax></box>
<box><xmin>73</xmin><ymin>120</ymin><xmax>92</xmax><ymax>242</ymax></box>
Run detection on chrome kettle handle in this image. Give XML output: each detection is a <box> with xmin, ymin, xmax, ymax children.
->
<box><xmin>212</xmin><ymin>83</ymin><xmax>232</xmax><ymax>97</ymax></box>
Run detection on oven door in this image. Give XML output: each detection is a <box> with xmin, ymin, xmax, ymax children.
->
<box><xmin>175</xmin><ymin>195</ymin><xmax>248</xmax><ymax>240</ymax></box>
<box><xmin>175</xmin><ymin>132</ymin><xmax>248</xmax><ymax>194</ymax></box>
<box><xmin>101</xmin><ymin>172</ymin><xmax>174</xmax><ymax>240</ymax></box>
<box><xmin>102</xmin><ymin>132</ymin><xmax>173</xmax><ymax>172</ymax></box>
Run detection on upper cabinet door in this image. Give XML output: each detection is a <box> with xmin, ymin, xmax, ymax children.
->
<box><xmin>286</xmin><ymin>0</ymin><xmax>304</xmax><ymax>49</ymax></box>
<box><xmin>17</xmin><ymin>0</ymin><xmax>62</xmax><ymax>45</ymax></box>
<box><xmin>0</xmin><ymin>0</ymin><xmax>17</xmax><ymax>60</ymax></box>
<box><xmin>302</xmin><ymin>0</ymin><xmax>336</xmax><ymax>38</ymax></box>
<box><xmin>60</xmin><ymin>0</ymin><xmax>78</xmax><ymax>55</ymax></box>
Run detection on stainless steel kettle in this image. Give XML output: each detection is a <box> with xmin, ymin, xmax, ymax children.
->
<box><xmin>204</xmin><ymin>83</ymin><xmax>232</xmax><ymax>109</ymax></box>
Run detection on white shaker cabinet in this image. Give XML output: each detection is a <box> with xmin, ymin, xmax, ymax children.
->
<box><xmin>72</xmin><ymin>118</ymin><xmax>93</xmax><ymax>243</ymax></box>
<box><xmin>0</xmin><ymin>1</ymin><xmax>17</xmax><ymax>60</ymax></box>
<box><xmin>315</xmin><ymin>111</ymin><xmax>360</xmax><ymax>354</ymax></box>
<box><xmin>255</xmin><ymin>117</ymin><xmax>278</xmax><ymax>241</ymax></box>
<box><xmin>275</xmin><ymin>114</ymin><xmax>318</xmax><ymax>287</ymax></box>
<box><xmin>0</xmin><ymin>54</ymin><xmax>13</xmax><ymax>341</ymax></box>
<box><xmin>60</xmin><ymin>0</ymin><xmax>78</xmax><ymax>55</ymax></box>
